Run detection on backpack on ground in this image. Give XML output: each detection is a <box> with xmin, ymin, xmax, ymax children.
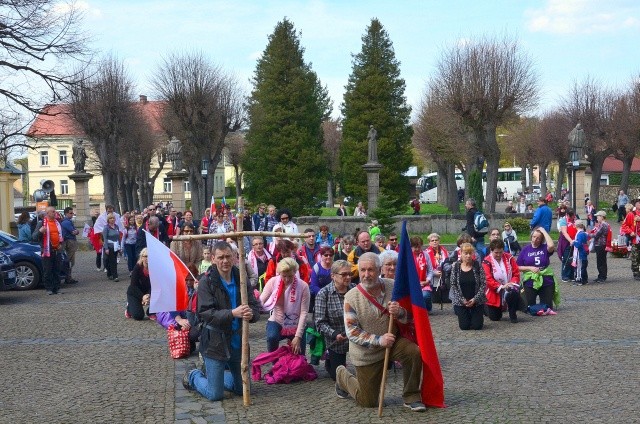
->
<box><xmin>474</xmin><ymin>210</ymin><xmax>489</xmax><ymax>234</ymax></box>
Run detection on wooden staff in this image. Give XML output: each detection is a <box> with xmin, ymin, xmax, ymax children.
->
<box><xmin>378</xmin><ymin>316</ymin><xmax>394</xmax><ymax>417</ymax></box>
<box><xmin>171</xmin><ymin>206</ymin><xmax>307</xmax><ymax>407</ymax></box>
<box><xmin>172</xmin><ymin>230</ymin><xmax>309</xmax><ymax>241</ymax></box>
<box><xmin>235</xmin><ymin>197</ymin><xmax>251</xmax><ymax>406</ymax></box>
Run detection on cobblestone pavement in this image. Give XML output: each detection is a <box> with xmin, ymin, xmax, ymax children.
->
<box><xmin>2</xmin><ymin>249</ymin><xmax>639</xmax><ymax>423</ymax></box>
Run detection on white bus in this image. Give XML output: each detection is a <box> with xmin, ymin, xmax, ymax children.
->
<box><xmin>417</xmin><ymin>167</ymin><xmax>529</xmax><ymax>203</ymax></box>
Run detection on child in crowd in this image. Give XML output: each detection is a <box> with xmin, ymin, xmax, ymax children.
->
<box><xmin>199</xmin><ymin>247</ymin><xmax>212</xmax><ymax>275</ymax></box>
<box><xmin>572</xmin><ymin>220</ymin><xmax>589</xmax><ymax>285</ymax></box>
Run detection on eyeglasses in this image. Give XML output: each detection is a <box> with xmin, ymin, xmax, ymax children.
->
<box><xmin>335</xmin><ymin>272</ymin><xmax>352</xmax><ymax>277</ymax></box>
<box><xmin>281</xmin><ymin>216</ymin><xmax>289</xmax><ymax>220</ymax></box>
<box><xmin>141</xmin><ymin>255</ymin><xmax>148</xmax><ymax>257</ymax></box>
<box><xmin>389</xmin><ymin>238</ymin><xmax>397</xmax><ymax>242</ymax></box>
<box><xmin>322</xmin><ymin>254</ymin><xmax>332</xmax><ymax>257</ymax></box>
<box><xmin>429</xmin><ymin>239</ymin><xmax>439</xmax><ymax>242</ymax></box>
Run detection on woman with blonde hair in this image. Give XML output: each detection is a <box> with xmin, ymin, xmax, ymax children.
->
<box><xmin>125</xmin><ymin>248</ymin><xmax>152</xmax><ymax>320</ymax></box>
<box><xmin>260</xmin><ymin>257</ymin><xmax>310</xmax><ymax>354</ymax></box>
<box><xmin>102</xmin><ymin>213</ymin><xmax>121</xmax><ymax>282</ymax></box>
<box><xmin>449</xmin><ymin>243</ymin><xmax>486</xmax><ymax>330</ymax></box>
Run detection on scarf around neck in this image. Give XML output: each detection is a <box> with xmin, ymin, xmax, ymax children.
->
<box><xmin>262</xmin><ymin>275</ymin><xmax>304</xmax><ymax>336</ymax></box>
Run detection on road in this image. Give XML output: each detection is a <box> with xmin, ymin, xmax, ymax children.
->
<box><xmin>1</xmin><ymin>249</ymin><xmax>638</xmax><ymax>423</ymax></box>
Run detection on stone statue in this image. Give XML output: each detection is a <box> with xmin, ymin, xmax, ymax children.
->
<box><xmin>367</xmin><ymin>125</ymin><xmax>378</xmax><ymax>163</ymax></box>
<box><xmin>568</xmin><ymin>122</ymin><xmax>586</xmax><ymax>160</ymax></box>
<box><xmin>72</xmin><ymin>139</ymin><xmax>87</xmax><ymax>173</ymax></box>
<box><xmin>166</xmin><ymin>136</ymin><xmax>182</xmax><ymax>171</ymax></box>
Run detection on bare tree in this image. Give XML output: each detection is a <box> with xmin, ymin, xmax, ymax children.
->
<box><xmin>611</xmin><ymin>78</ymin><xmax>640</xmax><ymax>193</ymax></box>
<box><xmin>537</xmin><ymin>111</ymin><xmax>573</xmax><ymax>200</ymax></box>
<box><xmin>70</xmin><ymin>56</ymin><xmax>146</xmax><ymax>207</ymax></box>
<box><xmin>561</xmin><ymin>77</ymin><xmax>617</xmax><ymax>206</ymax></box>
<box><xmin>430</xmin><ymin>35</ymin><xmax>539</xmax><ymax>212</ymax></box>
<box><xmin>413</xmin><ymin>91</ymin><xmax>468</xmax><ymax>212</ymax></box>
<box><xmin>225</xmin><ymin>131</ymin><xmax>246</xmax><ymax>198</ymax></box>
<box><xmin>152</xmin><ymin>52</ymin><xmax>244</xmax><ymax>217</ymax></box>
<box><xmin>322</xmin><ymin>118</ymin><xmax>341</xmax><ymax>206</ymax></box>
<box><xmin>0</xmin><ymin>0</ymin><xmax>89</xmax><ymax>157</ymax></box>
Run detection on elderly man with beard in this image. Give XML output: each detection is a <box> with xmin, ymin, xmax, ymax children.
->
<box><xmin>335</xmin><ymin>252</ymin><xmax>426</xmax><ymax>412</ymax></box>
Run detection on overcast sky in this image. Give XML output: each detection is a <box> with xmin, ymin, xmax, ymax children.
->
<box><xmin>79</xmin><ymin>0</ymin><xmax>640</xmax><ymax>119</ymax></box>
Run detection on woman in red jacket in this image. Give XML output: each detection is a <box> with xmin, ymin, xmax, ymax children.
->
<box><xmin>482</xmin><ymin>239</ymin><xmax>522</xmax><ymax>323</ymax></box>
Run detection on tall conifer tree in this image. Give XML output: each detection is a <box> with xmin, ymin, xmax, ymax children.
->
<box><xmin>340</xmin><ymin>18</ymin><xmax>413</xmax><ymax>210</ymax></box>
<box><xmin>243</xmin><ymin>19</ymin><xmax>331</xmax><ymax>215</ymax></box>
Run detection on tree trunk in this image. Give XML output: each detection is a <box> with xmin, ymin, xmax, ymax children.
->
<box><xmin>481</xmin><ymin>126</ymin><xmax>500</xmax><ymax>213</ymax></box>
<box><xmin>445</xmin><ymin>162</ymin><xmax>459</xmax><ymax>213</ymax></box>
<box><xmin>117</xmin><ymin>172</ymin><xmax>127</xmax><ymax>212</ymax></box>
<box><xmin>327</xmin><ymin>179</ymin><xmax>334</xmax><ymax>208</ymax></box>
<box><xmin>619</xmin><ymin>156</ymin><xmax>633</xmax><ymax>194</ymax></box>
<box><xmin>555</xmin><ymin>166</ymin><xmax>565</xmax><ymax>201</ymax></box>
<box><xmin>589</xmin><ymin>154</ymin><xmax>606</xmax><ymax>207</ymax></box>
<box><xmin>103</xmin><ymin>171</ymin><xmax>118</xmax><ymax>208</ymax></box>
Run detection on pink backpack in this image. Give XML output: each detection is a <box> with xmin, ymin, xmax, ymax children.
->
<box><xmin>251</xmin><ymin>345</ymin><xmax>317</xmax><ymax>384</ymax></box>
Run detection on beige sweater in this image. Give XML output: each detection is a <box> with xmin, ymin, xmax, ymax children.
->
<box><xmin>344</xmin><ymin>278</ymin><xmax>395</xmax><ymax>366</ymax></box>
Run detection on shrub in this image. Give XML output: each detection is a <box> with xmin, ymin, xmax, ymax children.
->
<box><xmin>503</xmin><ymin>217</ymin><xmax>530</xmax><ymax>235</ymax></box>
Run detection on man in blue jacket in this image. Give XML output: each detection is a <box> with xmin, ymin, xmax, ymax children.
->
<box><xmin>530</xmin><ymin>197</ymin><xmax>552</xmax><ymax>233</ymax></box>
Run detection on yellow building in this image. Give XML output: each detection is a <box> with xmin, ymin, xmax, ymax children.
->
<box><xmin>25</xmin><ymin>98</ymin><xmax>225</xmax><ymax>209</ymax></box>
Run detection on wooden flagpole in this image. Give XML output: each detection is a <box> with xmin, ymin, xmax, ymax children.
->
<box><xmin>235</xmin><ymin>197</ymin><xmax>251</xmax><ymax>406</ymax></box>
<box><xmin>378</xmin><ymin>317</ymin><xmax>394</xmax><ymax>417</ymax></box>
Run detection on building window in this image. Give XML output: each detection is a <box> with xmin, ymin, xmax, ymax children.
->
<box><xmin>59</xmin><ymin>150</ymin><xmax>68</xmax><ymax>166</ymax></box>
<box><xmin>40</xmin><ymin>151</ymin><xmax>49</xmax><ymax>166</ymax></box>
<box><xmin>184</xmin><ymin>180</ymin><xmax>190</xmax><ymax>192</ymax></box>
<box><xmin>60</xmin><ymin>180</ymin><xmax>69</xmax><ymax>195</ymax></box>
<box><xmin>163</xmin><ymin>178</ymin><xmax>172</xmax><ymax>193</ymax></box>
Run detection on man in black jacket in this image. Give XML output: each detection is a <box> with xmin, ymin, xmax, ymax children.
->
<box><xmin>464</xmin><ymin>198</ymin><xmax>485</xmax><ymax>256</ymax></box>
<box><xmin>183</xmin><ymin>241</ymin><xmax>260</xmax><ymax>401</ymax></box>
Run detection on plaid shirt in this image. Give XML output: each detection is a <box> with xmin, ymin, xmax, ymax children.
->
<box><xmin>314</xmin><ymin>282</ymin><xmax>355</xmax><ymax>354</ymax></box>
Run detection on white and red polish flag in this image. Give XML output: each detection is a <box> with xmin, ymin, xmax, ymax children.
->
<box><xmin>145</xmin><ymin>230</ymin><xmax>189</xmax><ymax>313</ymax></box>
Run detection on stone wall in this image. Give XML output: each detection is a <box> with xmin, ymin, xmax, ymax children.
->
<box><xmin>599</xmin><ymin>185</ymin><xmax>640</xmax><ymax>204</ymax></box>
<box><xmin>295</xmin><ymin>213</ymin><xmax>553</xmax><ymax>237</ymax></box>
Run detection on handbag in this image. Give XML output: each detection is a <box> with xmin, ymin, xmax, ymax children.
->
<box><xmin>167</xmin><ymin>324</ymin><xmax>191</xmax><ymax>359</ymax></box>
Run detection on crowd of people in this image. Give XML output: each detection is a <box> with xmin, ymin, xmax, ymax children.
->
<box><xmin>28</xmin><ymin>191</ymin><xmax>636</xmax><ymax>411</ymax></box>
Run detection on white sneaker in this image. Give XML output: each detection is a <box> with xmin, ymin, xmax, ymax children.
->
<box><xmin>96</xmin><ymin>268</ymin><xmax>101</xmax><ymax>272</ymax></box>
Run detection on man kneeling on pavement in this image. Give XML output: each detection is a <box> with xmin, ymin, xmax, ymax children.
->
<box><xmin>336</xmin><ymin>252</ymin><xmax>426</xmax><ymax>412</ymax></box>
<box><xmin>182</xmin><ymin>241</ymin><xmax>260</xmax><ymax>401</ymax></box>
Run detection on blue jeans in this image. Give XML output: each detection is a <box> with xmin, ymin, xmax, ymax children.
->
<box><xmin>561</xmin><ymin>246</ymin><xmax>575</xmax><ymax>281</ymax></box>
<box><xmin>124</xmin><ymin>243</ymin><xmax>137</xmax><ymax>272</ymax></box>
<box><xmin>473</xmin><ymin>239</ymin><xmax>485</xmax><ymax>258</ymax></box>
<box><xmin>190</xmin><ymin>348</ymin><xmax>243</xmax><ymax>401</ymax></box>
<box><xmin>422</xmin><ymin>290</ymin><xmax>432</xmax><ymax>312</ymax></box>
<box><xmin>266</xmin><ymin>320</ymin><xmax>306</xmax><ymax>355</ymax></box>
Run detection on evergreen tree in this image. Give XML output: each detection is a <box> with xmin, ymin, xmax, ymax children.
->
<box><xmin>243</xmin><ymin>19</ymin><xmax>331</xmax><ymax>216</ymax></box>
<box><xmin>340</xmin><ymin>18</ymin><xmax>413</xmax><ymax>210</ymax></box>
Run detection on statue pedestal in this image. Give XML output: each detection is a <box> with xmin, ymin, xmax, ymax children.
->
<box><xmin>167</xmin><ymin>170</ymin><xmax>189</xmax><ymax>211</ymax></box>
<box><xmin>0</xmin><ymin>169</ymin><xmax>21</xmax><ymax>233</ymax></box>
<box><xmin>566</xmin><ymin>160</ymin><xmax>590</xmax><ymax>210</ymax></box>
<box><xmin>362</xmin><ymin>161</ymin><xmax>383</xmax><ymax>212</ymax></box>
<box><xmin>69</xmin><ymin>172</ymin><xmax>94</xmax><ymax>228</ymax></box>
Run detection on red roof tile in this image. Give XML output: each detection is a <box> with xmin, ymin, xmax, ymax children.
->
<box><xmin>26</xmin><ymin>100</ymin><xmax>167</xmax><ymax>137</ymax></box>
<box><xmin>602</xmin><ymin>156</ymin><xmax>640</xmax><ymax>173</ymax></box>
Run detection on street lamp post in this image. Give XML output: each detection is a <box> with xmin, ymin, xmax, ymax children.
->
<box><xmin>201</xmin><ymin>159</ymin><xmax>209</xmax><ymax>216</ymax></box>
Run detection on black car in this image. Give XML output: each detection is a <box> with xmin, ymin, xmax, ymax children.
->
<box><xmin>0</xmin><ymin>251</ymin><xmax>17</xmax><ymax>291</ymax></box>
<box><xmin>0</xmin><ymin>230</ymin><xmax>69</xmax><ymax>290</ymax></box>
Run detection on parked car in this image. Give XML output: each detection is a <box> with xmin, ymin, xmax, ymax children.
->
<box><xmin>0</xmin><ymin>251</ymin><xmax>17</xmax><ymax>291</ymax></box>
<box><xmin>0</xmin><ymin>230</ymin><xmax>69</xmax><ymax>290</ymax></box>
